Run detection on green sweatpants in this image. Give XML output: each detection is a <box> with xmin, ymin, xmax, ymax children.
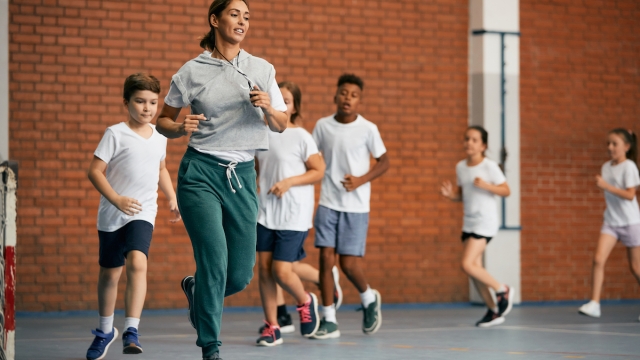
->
<box><xmin>177</xmin><ymin>147</ymin><xmax>258</xmax><ymax>357</ymax></box>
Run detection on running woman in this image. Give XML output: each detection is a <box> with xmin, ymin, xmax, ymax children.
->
<box><xmin>440</xmin><ymin>126</ymin><xmax>515</xmax><ymax>327</ymax></box>
<box><xmin>156</xmin><ymin>1</ymin><xmax>288</xmax><ymax>359</ymax></box>
<box><xmin>579</xmin><ymin>129</ymin><xmax>640</xmax><ymax>320</ymax></box>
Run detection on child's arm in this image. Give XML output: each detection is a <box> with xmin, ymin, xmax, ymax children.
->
<box><xmin>158</xmin><ymin>159</ymin><xmax>181</xmax><ymax>223</ymax></box>
<box><xmin>268</xmin><ymin>154</ymin><xmax>326</xmax><ymax>198</ymax></box>
<box><xmin>596</xmin><ymin>175</ymin><xmax>637</xmax><ymax>201</ymax></box>
<box><xmin>474</xmin><ymin>178</ymin><xmax>511</xmax><ymax>197</ymax></box>
<box><xmin>440</xmin><ymin>180</ymin><xmax>462</xmax><ymax>201</ymax></box>
<box><xmin>341</xmin><ymin>153</ymin><xmax>390</xmax><ymax>192</ymax></box>
<box><xmin>87</xmin><ymin>156</ymin><xmax>142</xmax><ymax>215</ymax></box>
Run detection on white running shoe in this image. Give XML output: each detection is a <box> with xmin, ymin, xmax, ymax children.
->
<box><xmin>578</xmin><ymin>301</ymin><xmax>601</xmax><ymax>318</ymax></box>
<box><xmin>332</xmin><ymin>266</ymin><xmax>343</xmax><ymax>310</ymax></box>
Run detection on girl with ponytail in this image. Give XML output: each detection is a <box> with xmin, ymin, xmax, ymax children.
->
<box><xmin>579</xmin><ymin>129</ymin><xmax>640</xmax><ymax>321</ymax></box>
<box><xmin>156</xmin><ymin>0</ymin><xmax>289</xmax><ymax>358</ymax></box>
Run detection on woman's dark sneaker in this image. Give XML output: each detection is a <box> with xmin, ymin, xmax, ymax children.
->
<box><xmin>181</xmin><ymin>275</ymin><xmax>196</xmax><ymax>328</ymax></box>
<box><xmin>203</xmin><ymin>353</ymin><xmax>222</xmax><ymax>360</ymax></box>
<box><xmin>122</xmin><ymin>327</ymin><xmax>143</xmax><ymax>354</ymax></box>
<box><xmin>332</xmin><ymin>266</ymin><xmax>343</xmax><ymax>310</ymax></box>
<box><xmin>476</xmin><ymin>309</ymin><xmax>505</xmax><ymax>327</ymax></box>
<box><xmin>256</xmin><ymin>322</ymin><xmax>283</xmax><ymax>347</ymax></box>
<box><xmin>86</xmin><ymin>327</ymin><xmax>118</xmax><ymax>360</ymax></box>
<box><xmin>297</xmin><ymin>292</ymin><xmax>320</xmax><ymax>337</ymax></box>
<box><xmin>361</xmin><ymin>289</ymin><xmax>382</xmax><ymax>335</ymax></box>
<box><xmin>257</xmin><ymin>313</ymin><xmax>295</xmax><ymax>334</ymax></box>
<box><xmin>496</xmin><ymin>285</ymin><xmax>514</xmax><ymax>317</ymax></box>
<box><xmin>312</xmin><ymin>318</ymin><xmax>341</xmax><ymax>339</ymax></box>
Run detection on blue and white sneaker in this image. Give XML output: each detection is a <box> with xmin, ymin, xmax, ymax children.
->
<box><xmin>86</xmin><ymin>327</ymin><xmax>118</xmax><ymax>360</ymax></box>
<box><xmin>297</xmin><ymin>292</ymin><xmax>320</xmax><ymax>337</ymax></box>
<box><xmin>181</xmin><ymin>275</ymin><xmax>196</xmax><ymax>328</ymax></box>
<box><xmin>122</xmin><ymin>327</ymin><xmax>143</xmax><ymax>354</ymax></box>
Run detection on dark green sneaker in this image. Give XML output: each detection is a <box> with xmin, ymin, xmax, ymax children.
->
<box><xmin>311</xmin><ymin>318</ymin><xmax>340</xmax><ymax>339</ymax></box>
<box><xmin>361</xmin><ymin>289</ymin><xmax>382</xmax><ymax>334</ymax></box>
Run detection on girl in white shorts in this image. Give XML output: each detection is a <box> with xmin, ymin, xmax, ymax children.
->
<box><xmin>579</xmin><ymin>129</ymin><xmax>640</xmax><ymax>320</ymax></box>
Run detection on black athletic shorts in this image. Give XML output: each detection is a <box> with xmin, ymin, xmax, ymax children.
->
<box><xmin>98</xmin><ymin>220</ymin><xmax>153</xmax><ymax>268</ymax></box>
<box><xmin>461</xmin><ymin>232</ymin><xmax>492</xmax><ymax>243</ymax></box>
<box><xmin>256</xmin><ymin>223</ymin><xmax>308</xmax><ymax>262</ymax></box>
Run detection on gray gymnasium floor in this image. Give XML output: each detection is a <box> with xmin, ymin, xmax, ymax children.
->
<box><xmin>17</xmin><ymin>303</ymin><xmax>640</xmax><ymax>360</ymax></box>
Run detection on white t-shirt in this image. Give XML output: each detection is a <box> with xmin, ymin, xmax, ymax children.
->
<box><xmin>164</xmin><ymin>50</ymin><xmax>287</xmax><ymax>163</ymax></box>
<box><xmin>456</xmin><ymin>158</ymin><xmax>507</xmax><ymax>237</ymax></box>
<box><xmin>256</xmin><ymin>127</ymin><xmax>319</xmax><ymax>231</ymax></box>
<box><xmin>602</xmin><ymin>159</ymin><xmax>640</xmax><ymax>227</ymax></box>
<box><xmin>94</xmin><ymin>123</ymin><xmax>167</xmax><ymax>232</ymax></box>
<box><xmin>312</xmin><ymin>115</ymin><xmax>387</xmax><ymax>213</ymax></box>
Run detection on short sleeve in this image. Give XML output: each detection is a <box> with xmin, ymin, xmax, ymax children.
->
<box><xmin>300</xmin><ymin>132</ymin><xmax>320</xmax><ymax>162</ymax></box>
<box><xmin>367</xmin><ymin>125</ymin><xmax>387</xmax><ymax>158</ymax></box>
<box><xmin>164</xmin><ymin>75</ymin><xmax>190</xmax><ymax>108</ymax></box>
<box><xmin>268</xmin><ymin>79</ymin><xmax>287</xmax><ymax>112</ymax></box>
<box><xmin>456</xmin><ymin>164</ymin><xmax>462</xmax><ymax>187</ymax></box>
<box><xmin>312</xmin><ymin>123</ymin><xmax>323</xmax><ymax>151</ymax></box>
<box><xmin>623</xmin><ymin>162</ymin><xmax>640</xmax><ymax>189</ymax></box>
<box><xmin>489</xmin><ymin>161</ymin><xmax>507</xmax><ymax>185</ymax></box>
<box><xmin>94</xmin><ymin>128</ymin><xmax>118</xmax><ymax>164</ymax></box>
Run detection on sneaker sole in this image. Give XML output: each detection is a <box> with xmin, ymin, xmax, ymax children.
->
<box><xmin>280</xmin><ymin>325</ymin><xmax>295</xmax><ymax>334</ymax></box>
<box><xmin>363</xmin><ymin>290</ymin><xmax>382</xmax><ymax>335</ymax></box>
<box><xmin>477</xmin><ymin>316</ymin><xmax>505</xmax><ymax>328</ymax></box>
<box><xmin>332</xmin><ymin>266</ymin><xmax>343</xmax><ymax>310</ymax></box>
<box><xmin>122</xmin><ymin>343</ymin><xmax>143</xmax><ymax>354</ymax></box>
<box><xmin>89</xmin><ymin>328</ymin><xmax>118</xmax><ymax>360</ymax></box>
<box><xmin>312</xmin><ymin>330</ymin><xmax>341</xmax><ymax>339</ymax></box>
<box><xmin>302</xmin><ymin>293</ymin><xmax>321</xmax><ymax>338</ymax></box>
<box><xmin>181</xmin><ymin>276</ymin><xmax>195</xmax><ymax>329</ymax></box>
<box><xmin>256</xmin><ymin>338</ymin><xmax>283</xmax><ymax>347</ymax></box>
<box><xmin>501</xmin><ymin>286</ymin><xmax>515</xmax><ymax>317</ymax></box>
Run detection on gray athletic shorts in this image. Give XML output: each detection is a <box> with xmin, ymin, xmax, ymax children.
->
<box><xmin>314</xmin><ymin>205</ymin><xmax>369</xmax><ymax>256</ymax></box>
<box><xmin>601</xmin><ymin>223</ymin><xmax>640</xmax><ymax>248</ymax></box>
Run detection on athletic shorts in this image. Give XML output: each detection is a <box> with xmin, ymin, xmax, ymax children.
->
<box><xmin>601</xmin><ymin>223</ymin><xmax>640</xmax><ymax>248</ymax></box>
<box><xmin>256</xmin><ymin>223</ymin><xmax>308</xmax><ymax>262</ymax></box>
<box><xmin>314</xmin><ymin>205</ymin><xmax>369</xmax><ymax>257</ymax></box>
<box><xmin>98</xmin><ymin>220</ymin><xmax>153</xmax><ymax>268</ymax></box>
<box><xmin>461</xmin><ymin>232</ymin><xmax>492</xmax><ymax>243</ymax></box>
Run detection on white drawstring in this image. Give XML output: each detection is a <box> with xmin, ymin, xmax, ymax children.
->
<box><xmin>218</xmin><ymin>161</ymin><xmax>243</xmax><ymax>193</ymax></box>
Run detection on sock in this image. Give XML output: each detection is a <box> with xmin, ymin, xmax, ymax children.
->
<box><xmin>496</xmin><ymin>285</ymin><xmax>507</xmax><ymax>294</ymax></box>
<box><xmin>124</xmin><ymin>317</ymin><xmax>140</xmax><ymax>331</ymax></box>
<box><xmin>99</xmin><ymin>314</ymin><xmax>114</xmax><ymax>333</ymax></box>
<box><xmin>322</xmin><ymin>304</ymin><xmax>337</xmax><ymax>323</ymax></box>
<box><xmin>360</xmin><ymin>286</ymin><xmax>375</xmax><ymax>308</ymax></box>
<box><xmin>492</xmin><ymin>306</ymin><xmax>499</xmax><ymax>313</ymax></box>
<box><xmin>277</xmin><ymin>304</ymin><xmax>288</xmax><ymax>318</ymax></box>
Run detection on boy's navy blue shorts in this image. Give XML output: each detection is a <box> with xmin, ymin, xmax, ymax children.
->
<box><xmin>461</xmin><ymin>232</ymin><xmax>492</xmax><ymax>243</ymax></box>
<box><xmin>256</xmin><ymin>223</ymin><xmax>308</xmax><ymax>262</ymax></box>
<box><xmin>98</xmin><ymin>220</ymin><xmax>153</xmax><ymax>268</ymax></box>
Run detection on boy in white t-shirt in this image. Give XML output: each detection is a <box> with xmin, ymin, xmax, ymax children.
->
<box><xmin>579</xmin><ymin>128</ymin><xmax>640</xmax><ymax>320</ymax></box>
<box><xmin>85</xmin><ymin>73</ymin><xmax>181</xmax><ymax>360</ymax></box>
<box><xmin>311</xmin><ymin>74</ymin><xmax>390</xmax><ymax>339</ymax></box>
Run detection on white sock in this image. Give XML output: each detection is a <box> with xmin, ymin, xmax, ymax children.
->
<box><xmin>322</xmin><ymin>304</ymin><xmax>337</xmax><ymax>323</ymax></box>
<box><xmin>497</xmin><ymin>285</ymin><xmax>507</xmax><ymax>293</ymax></box>
<box><xmin>124</xmin><ymin>317</ymin><xmax>140</xmax><ymax>331</ymax></box>
<box><xmin>492</xmin><ymin>306</ymin><xmax>499</xmax><ymax>313</ymax></box>
<box><xmin>360</xmin><ymin>286</ymin><xmax>375</xmax><ymax>308</ymax></box>
<box><xmin>99</xmin><ymin>314</ymin><xmax>114</xmax><ymax>333</ymax></box>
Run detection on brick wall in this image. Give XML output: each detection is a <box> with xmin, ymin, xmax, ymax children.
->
<box><xmin>10</xmin><ymin>0</ymin><xmax>640</xmax><ymax>312</ymax></box>
<box><xmin>9</xmin><ymin>0</ymin><xmax>470</xmax><ymax>311</ymax></box>
<box><xmin>520</xmin><ymin>0</ymin><xmax>640</xmax><ymax>301</ymax></box>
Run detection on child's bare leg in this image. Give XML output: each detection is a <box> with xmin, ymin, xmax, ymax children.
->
<box><xmin>276</xmin><ymin>284</ymin><xmax>286</xmax><ymax>306</ymax></box>
<box><xmin>98</xmin><ymin>266</ymin><xmax>123</xmax><ymax>317</ymax></box>
<box><xmin>319</xmin><ymin>247</ymin><xmax>336</xmax><ymax>306</ymax></box>
<box><xmin>461</xmin><ymin>239</ymin><xmax>502</xmax><ymax>291</ymax></box>
<box><xmin>591</xmin><ymin>234</ymin><xmax>617</xmax><ymax>302</ymax></box>
<box><xmin>124</xmin><ymin>250</ymin><xmax>148</xmax><ymax>319</ymax></box>
<box><xmin>292</xmin><ymin>261</ymin><xmax>320</xmax><ymax>285</ymax></box>
<box><xmin>626</xmin><ymin>246</ymin><xmax>640</xmax><ymax>284</ymax></box>
<box><xmin>258</xmin><ymin>252</ymin><xmax>278</xmax><ymax>325</ymax></box>
<box><xmin>273</xmin><ymin>261</ymin><xmax>308</xmax><ymax>304</ymax></box>
<box><xmin>339</xmin><ymin>255</ymin><xmax>368</xmax><ymax>293</ymax></box>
